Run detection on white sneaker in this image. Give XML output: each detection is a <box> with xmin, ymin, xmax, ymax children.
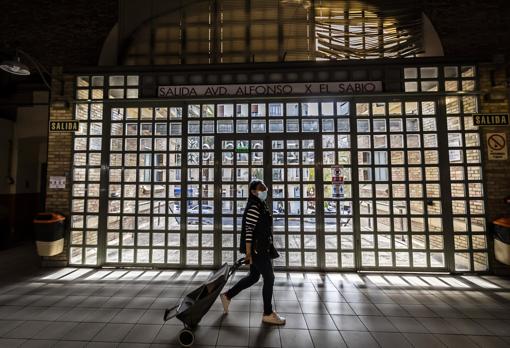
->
<box><xmin>220</xmin><ymin>293</ymin><xmax>230</xmax><ymax>314</ymax></box>
<box><xmin>262</xmin><ymin>311</ymin><xmax>286</xmax><ymax>325</ymax></box>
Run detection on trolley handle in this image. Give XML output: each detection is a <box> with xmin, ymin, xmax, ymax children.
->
<box><xmin>228</xmin><ymin>257</ymin><xmax>246</xmax><ymax>277</ymax></box>
<box><xmin>163</xmin><ymin>304</ymin><xmax>180</xmax><ymax>321</ymax></box>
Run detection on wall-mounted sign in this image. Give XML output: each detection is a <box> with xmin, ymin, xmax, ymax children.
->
<box><xmin>473</xmin><ymin>114</ymin><xmax>509</xmax><ymax>126</ymax></box>
<box><xmin>49</xmin><ymin>121</ymin><xmax>79</xmax><ymax>132</ymax></box>
<box><xmin>487</xmin><ymin>133</ymin><xmax>508</xmax><ymax>161</ymax></box>
<box><xmin>235</xmin><ymin>146</ymin><xmax>250</xmax><ymax>153</ymax></box>
<box><xmin>49</xmin><ymin>176</ymin><xmax>66</xmax><ymax>189</ymax></box>
<box><xmin>158</xmin><ymin>81</ymin><xmax>383</xmax><ymax>98</ymax></box>
<box><xmin>331</xmin><ymin>166</ymin><xmax>345</xmax><ymax>199</ymax></box>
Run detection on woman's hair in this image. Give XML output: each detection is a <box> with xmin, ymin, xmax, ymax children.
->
<box><xmin>248</xmin><ymin>179</ymin><xmax>264</xmax><ymax>197</ymax></box>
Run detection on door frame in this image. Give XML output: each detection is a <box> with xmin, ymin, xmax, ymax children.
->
<box><xmin>214</xmin><ymin>133</ymin><xmax>324</xmax><ymax>271</ymax></box>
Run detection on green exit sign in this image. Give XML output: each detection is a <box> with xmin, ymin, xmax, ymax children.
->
<box><xmin>235</xmin><ymin>147</ymin><xmax>250</xmax><ymax>153</ymax></box>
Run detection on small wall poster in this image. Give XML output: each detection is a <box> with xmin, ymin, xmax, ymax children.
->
<box><xmin>49</xmin><ymin>176</ymin><xmax>66</xmax><ymax>189</ymax></box>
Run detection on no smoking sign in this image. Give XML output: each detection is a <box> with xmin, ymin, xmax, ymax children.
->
<box><xmin>487</xmin><ymin>133</ymin><xmax>508</xmax><ymax>161</ymax></box>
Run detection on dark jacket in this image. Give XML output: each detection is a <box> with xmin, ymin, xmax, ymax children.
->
<box><xmin>239</xmin><ymin>196</ymin><xmax>273</xmax><ymax>255</ymax></box>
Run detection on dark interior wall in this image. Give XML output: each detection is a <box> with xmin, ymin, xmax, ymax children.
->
<box><xmin>0</xmin><ymin>0</ymin><xmax>118</xmax><ymax>67</ymax></box>
<box><xmin>0</xmin><ymin>0</ymin><xmax>509</xmax><ymax>70</ymax></box>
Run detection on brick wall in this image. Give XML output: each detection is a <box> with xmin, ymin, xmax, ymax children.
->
<box><xmin>478</xmin><ymin>63</ymin><xmax>510</xmax><ymax>275</ymax></box>
<box><xmin>42</xmin><ymin>69</ymin><xmax>74</xmax><ymax>267</ymax></box>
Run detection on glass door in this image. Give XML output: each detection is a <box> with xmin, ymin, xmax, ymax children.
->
<box><xmin>215</xmin><ymin>135</ymin><xmax>323</xmax><ymax>270</ymax></box>
<box><xmin>353</xmin><ymin>100</ymin><xmax>447</xmax><ymax>271</ymax></box>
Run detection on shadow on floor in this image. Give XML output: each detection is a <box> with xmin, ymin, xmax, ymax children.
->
<box><xmin>0</xmin><ymin>243</ymin><xmax>41</xmax><ymax>280</ymax></box>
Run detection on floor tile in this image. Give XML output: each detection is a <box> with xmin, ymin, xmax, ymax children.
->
<box><xmin>249</xmin><ymin>327</ymin><xmax>281</xmax><ymax>347</ymax></box>
<box><xmin>445</xmin><ymin>318</ymin><xmax>492</xmax><ymax>335</ymax></box>
<box><xmin>331</xmin><ymin>315</ymin><xmax>367</xmax><ymax>331</ymax></box>
<box><xmin>371</xmin><ymin>332</ymin><xmax>412</xmax><ymax>348</ymax></box>
<box><xmin>199</xmin><ymin>311</ymin><xmax>224</xmax><ymax>327</ymax></box>
<box><xmin>227</xmin><ymin>299</ymin><xmax>251</xmax><ymax>312</ymax></box>
<box><xmin>274</xmin><ymin>300</ymin><xmax>302</xmax><ymax>313</ymax></box>
<box><xmin>375</xmin><ymin>303</ymin><xmax>410</xmax><ymax>317</ymax></box>
<box><xmin>138</xmin><ymin>309</ymin><xmax>166</xmax><ymax>325</ymax></box>
<box><xmin>0</xmin><ymin>339</ymin><xmax>27</xmax><ymax>347</ymax></box>
<box><xmin>4</xmin><ymin>321</ymin><xmax>50</xmax><ymax>339</ymax></box>
<box><xmin>279</xmin><ymin>328</ymin><xmax>313</xmax><ymax>348</ymax></box>
<box><xmin>475</xmin><ymin>319</ymin><xmax>510</xmax><ymax>336</ymax></box>
<box><xmin>125</xmin><ymin>297</ymin><xmax>156</xmax><ymax>309</ymax></box>
<box><xmin>92</xmin><ymin>323</ymin><xmax>133</xmax><ymax>342</ymax></box>
<box><xmin>341</xmin><ymin>292</ymin><xmax>371</xmax><ymax>303</ymax></box>
<box><xmin>221</xmin><ymin>311</ymin><xmax>250</xmax><ymax>327</ymax></box>
<box><xmin>118</xmin><ymin>343</ymin><xmax>151</xmax><ymax>348</ymax></box>
<box><xmin>403</xmin><ymin>333</ymin><xmax>445</xmax><ymax>348</ymax></box>
<box><xmin>217</xmin><ymin>327</ymin><xmax>250</xmax><ymax>346</ymax></box>
<box><xmin>340</xmin><ymin>331</ymin><xmax>379</xmax><ymax>348</ymax></box>
<box><xmin>469</xmin><ymin>335</ymin><xmax>510</xmax><ymax>348</ymax></box>
<box><xmin>152</xmin><ymin>324</ymin><xmax>180</xmax><ymax>345</ymax></box>
<box><xmin>359</xmin><ymin>315</ymin><xmax>398</xmax><ymax>332</ymax></box>
<box><xmin>309</xmin><ymin>329</ymin><xmax>347</xmax><ymax>348</ymax></box>
<box><xmin>401</xmin><ymin>304</ymin><xmax>438</xmax><ymax>318</ymax></box>
<box><xmin>193</xmin><ymin>326</ymin><xmax>220</xmax><ymax>346</ymax></box>
<box><xmin>299</xmin><ymin>301</ymin><xmax>329</xmax><ymax>314</ymax></box>
<box><xmin>388</xmin><ymin>316</ymin><xmax>429</xmax><ymax>333</ymax></box>
<box><xmin>86</xmin><ymin>342</ymin><xmax>118</xmax><ymax>348</ymax></box>
<box><xmin>110</xmin><ymin>309</ymin><xmax>146</xmax><ymax>324</ymax></box>
<box><xmin>416</xmin><ymin>317</ymin><xmax>460</xmax><ymax>334</ymax></box>
<box><xmin>53</xmin><ymin>340</ymin><xmax>88</xmax><ymax>347</ymax></box>
<box><xmin>0</xmin><ymin>320</ymin><xmax>24</xmax><ymax>336</ymax></box>
<box><xmin>318</xmin><ymin>291</ymin><xmax>346</xmax><ymax>303</ymax></box>
<box><xmin>435</xmin><ymin>334</ymin><xmax>479</xmax><ymax>348</ymax></box>
<box><xmin>31</xmin><ymin>321</ymin><xmax>77</xmax><ymax>340</ymax></box>
<box><xmin>324</xmin><ymin>302</ymin><xmax>355</xmax><ymax>315</ymax></box>
<box><xmin>349</xmin><ymin>303</ymin><xmax>382</xmax><ymax>316</ymax></box>
<box><xmin>20</xmin><ymin>339</ymin><xmax>57</xmax><ymax>347</ymax></box>
<box><xmin>303</xmin><ymin>313</ymin><xmax>337</xmax><ymax>330</ymax></box>
<box><xmin>77</xmin><ymin>296</ymin><xmax>110</xmax><ymax>308</ymax></box>
<box><xmin>58</xmin><ymin>308</ymin><xmax>97</xmax><ymax>322</ymax></box>
<box><xmin>427</xmin><ymin>304</ymin><xmax>466</xmax><ymax>318</ymax></box>
<box><xmin>62</xmin><ymin>322</ymin><xmax>105</xmax><ymax>341</ymax></box>
<box><xmin>83</xmin><ymin>308</ymin><xmax>121</xmax><ymax>323</ymax></box>
<box><xmin>123</xmin><ymin>324</ymin><xmax>162</xmax><ymax>344</ymax></box>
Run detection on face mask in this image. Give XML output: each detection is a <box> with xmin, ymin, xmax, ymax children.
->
<box><xmin>257</xmin><ymin>190</ymin><xmax>268</xmax><ymax>202</ymax></box>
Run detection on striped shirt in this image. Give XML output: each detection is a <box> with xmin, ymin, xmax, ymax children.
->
<box><xmin>244</xmin><ymin>205</ymin><xmax>260</xmax><ymax>243</ymax></box>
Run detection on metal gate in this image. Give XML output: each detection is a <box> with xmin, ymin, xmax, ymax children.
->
<box><xmin>69</xmin><ymin>95</ymin><xmax>488</xmax><ymax>272</ymax></box>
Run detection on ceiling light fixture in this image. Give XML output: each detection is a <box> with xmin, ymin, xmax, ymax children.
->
<box><xmin>0</xmin><ymin>57</ymin><xmax>30</xmax><ymax>76</ymax></box>
<box><xmin>0</xmin><ymin>49</ymin><xmax>52</xmax><ymax>89</ymax></box>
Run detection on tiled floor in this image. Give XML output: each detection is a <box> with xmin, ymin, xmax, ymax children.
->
<box><xmin>1</xmin><ymin>267</ymin><xmax>510</xmax><ymax>347</ymax></box>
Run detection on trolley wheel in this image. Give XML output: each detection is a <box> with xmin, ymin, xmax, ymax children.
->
<box><xmin>178</xmin><ymin>328</ymin><xmax>194</xmax><ymax>347</ymax></box>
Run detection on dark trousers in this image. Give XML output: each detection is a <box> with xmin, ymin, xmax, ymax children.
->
<box><xmin>225</xmin><ymin>253</ymin><xmax>275</xmax><ymax>315</ymax></box>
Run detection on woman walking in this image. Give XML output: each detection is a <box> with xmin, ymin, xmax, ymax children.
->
<box><xmin>220</xmin><ymin>179</ymin><xmax>286</xmax><ymax>325</ymax></box>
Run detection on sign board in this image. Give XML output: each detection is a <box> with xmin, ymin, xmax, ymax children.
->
<box><xmin>49</xmin><ymin>121</ymin><xmax>79</xmax><ymax>132</ymax></box>
<box><xmin>487</xmin><ymin>133</ymin><xmax>508</xmax><ymax>160</ymax></box>
<box><xmin>332</xmin><ymin>166</ymin><xmax>342</xmax><ymax>178</ymax></box>
<box><xmin>332</xmin><ymin>184</ymin><xmax>345</xmax><ymax>199</ymax></box>
<box><xmin>158</xmin><ymin>81</ymin><xmax>383</xmax><ymax>98</ymax></box>
<box><xmin>235</xmin><ymin>146</ymin><xmax>250</xmax><ymax>153</ymax></box>
<box><xmin>473</xmin><ymin>114</ymin><xmax>509</xmax><ymax>126</ymax></box>
<box><xmin>49</xmin><ymin>176</ymin><xmax>66</xmax><ymax>189</ymax></box>
<box><xmin>331</xmin><ymin>166</ymin><xmax>345</xmax><ymax>198</ymax></box>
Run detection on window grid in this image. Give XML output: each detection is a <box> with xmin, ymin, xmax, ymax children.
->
<box><xmin>355</xmin><ymin>100</ymin><xmax>446</xmax><ymax>270</ymax></box>
<box><xmin>70</xmin><ymin>99</ymin><xmax>104</xmax><ymax>266</ymax></box>
<box><xmin>445</xmin><ymin>67</ymin><xmax>488</xmax><ymax>271</ymax></box>
<box><xmin>69</xmin><ymin>69</ymin><xmax>488</xmax><ymax>272</ymax></box>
